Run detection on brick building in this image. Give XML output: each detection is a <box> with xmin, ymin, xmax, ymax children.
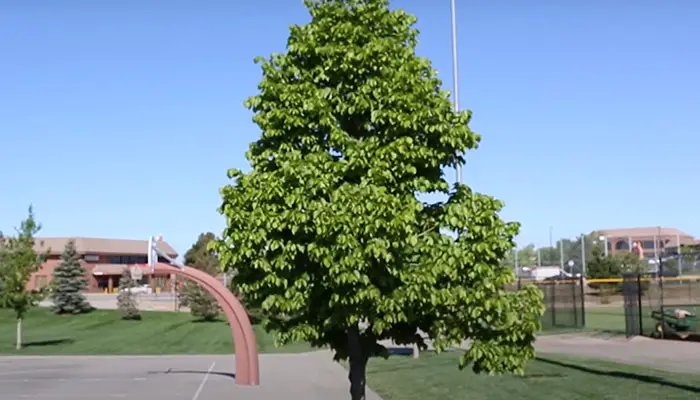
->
<box><xmin>29</xmin><ymin>237</ymin><xmax>179</xmax><ymax>293</ymax></box>
<box><xmin>598</xmin><ymin>227</ymin><xmax>697</xmax><ymax>258</ymax></box>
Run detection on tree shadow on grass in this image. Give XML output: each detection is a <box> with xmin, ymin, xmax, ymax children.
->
<box><xmin>536</xmin><ymin>357</ymin><xmax>700</xmax><ymax>393</ymax></box>
<box><xmin>25</xmin><ymin>338</ymin><xmax>75</xmax><ymax>348</ymax></box>
<box><xmin>387</xmin><ymin>347</ymin><xmax>417</xmax><ymax>357</ymax></box>
<box><xmin>149</xmin><ymin>369</ymin><xmax>236</xmax><ymax>380</ymax></box>
<box><xmin>191</xmin><ymin>318</ymin><xmax>225</xmax><ymax>324</ymax></box>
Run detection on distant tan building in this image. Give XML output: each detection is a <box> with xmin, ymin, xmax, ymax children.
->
<box><xmin>29</xmin><ymin>237</ymin><xmax>178</xmax><ymax>293</ymax></box>
<box><xmin>598</xmin><ymin>227</ymin><xmax>696</xmax><ymax>258</ymax></box>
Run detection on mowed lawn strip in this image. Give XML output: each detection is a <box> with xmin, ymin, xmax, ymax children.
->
<box><xmin>0</xmin><ymin>308</ymin><xmax>313</xmax><ymax>355</ymax></box>
<box><xmin>365</xmin><ymin>351</ymin><xmax>700</xmax><ymax>400</ymax></box>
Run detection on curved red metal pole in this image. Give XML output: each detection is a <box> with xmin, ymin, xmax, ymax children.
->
<box><xmin>153</xmin><ymin>264</ymin><xmax>260</xmax><ymax>385</ymax></box>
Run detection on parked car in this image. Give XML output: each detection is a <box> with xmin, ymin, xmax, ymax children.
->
<box><xmin>120</xmin><ymin>284</ymin><xmax>152</xmax><ymax>294</ymax></box>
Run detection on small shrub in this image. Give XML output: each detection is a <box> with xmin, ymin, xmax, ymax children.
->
<box><xmin>182</xmin><ymin>282</ymin><xmax>220</xmax><ymax>321</ymax></box>
<box><xmin>116</xmin><ymin>268</ymin><xmax>141</xmax><ymax>320</ymax></box>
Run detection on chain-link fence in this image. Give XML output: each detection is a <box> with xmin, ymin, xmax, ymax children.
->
<box><xmin>621</xmin><ymin>264</ymin><xmax>700</xmax><ymax>339</ymax></box>
<box><xmin>661</xmin><ymin>252</ymin><xmax>700</xmax><ymax>276</ymax></box>
<box><xmin>514</xmin><ymin>277</ymin><xmax>586</xmax><ymax>332</ymax></box>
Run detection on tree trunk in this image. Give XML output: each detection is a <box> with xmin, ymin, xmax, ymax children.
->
<box><xmin>347</xmin><ymin>325</ymin><xmax>368</xmax><ymax>400</ymax></box>
<box><xmin>16</xmin><ymin>317</ymin><xmax>22</xmax><ymax>350</ymax></box>
<box><xmin>412</xmin><ymin>343</ymin><xmax>420</xmax><ymax>359</ymax></box>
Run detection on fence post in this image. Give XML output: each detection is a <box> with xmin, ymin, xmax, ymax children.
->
<box><xmin>579</xmin><ymin>275</ymin><xmax>586</xmax><ymax>328</ymax></box>
<box><xmin>572</xmin><ymin>277</ymin><xmax>579</xmax><ymax>328</ymax></box>
<box><xmin>551</xmin><ymin>283</ymin><xmax>557</xmax><ymax>327</ymax></box>
<box><xmin>688</xmin><ymin>278</ymin><xmax>692</xmax><ymax>304</ymax></box>
<box><xmin>636</xmin><ymin>274</ymin><xmax>643</xmax><ymax>335</ymax></box>
<box><xmin>659</xmin><ymin>258</ymin><xmax>665</xmax><ymax>338</ymax></box>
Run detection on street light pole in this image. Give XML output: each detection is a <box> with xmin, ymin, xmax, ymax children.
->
<box><xmin>599</xmin><ymin>235</ymin><xmax>609</xmax><ymax>257</ymax></box>
<box><xmin>450</xmin><ymin>0</ymin><xmax>462</xmax><ymax>185</ymax></box>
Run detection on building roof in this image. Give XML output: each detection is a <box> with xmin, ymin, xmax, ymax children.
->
<box><xmin>34</xmin><ymin>237</ymin><xmax>178</xmax><ymax>257</ymax></box>
<box><xmin>598</xmin><ymin>227</ymin><xmax>694</xmax><ymax>239</ymax></box>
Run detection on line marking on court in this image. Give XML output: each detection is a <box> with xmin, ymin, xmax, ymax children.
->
<box><xmin>191</xmin><ymin>361</ymin><xmax>215</xmax><ymax>400</ymax></box>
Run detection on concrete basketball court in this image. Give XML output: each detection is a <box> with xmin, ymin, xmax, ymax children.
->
<box><xmin>535</xmin><ymin>334</ymin><xmax>700</xmax><ymax>373</ymax></box>
<box><xmin>3</xmin><ymin>336</ymin><xmax>700</xmax><ymax>399</ymax></box>
<box><xmin>0</xmin><ymin>352</ymin><xmax>382</xmax><ymax>400</ymax></box>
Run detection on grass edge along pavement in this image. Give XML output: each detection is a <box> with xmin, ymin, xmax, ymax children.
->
<box><xmin>362</xmin><ymin>351</ymin><xmax>700</xmax><ymax>400</ymax></box>
<box><xmin>0</xmin><ymin>308</ymin><xmax>313</xmax><ymax>355</ymax></box>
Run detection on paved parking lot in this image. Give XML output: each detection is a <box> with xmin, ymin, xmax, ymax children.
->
<box><xmin>0</xmin><ymin>353</ymin><xmax>382</xmax><ymax>400</ymax></box>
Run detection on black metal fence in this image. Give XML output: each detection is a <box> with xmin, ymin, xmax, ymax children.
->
<box><xmin>622</xmin><ymin>273</ymin><xmax>644</xmax><ymax>337</ymax></box>
<box><xmin>516</xmin><ymin>276</ymin><xmax>586</xmax><ymax>331</ymax></box>
<box><xmin>621</xmin><ymin>268</ymin><xmax>700</xmax><ymax>339</ymax></box>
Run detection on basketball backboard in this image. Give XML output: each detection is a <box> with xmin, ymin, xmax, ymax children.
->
<box><xmin>130</xmin><ymin>266</ymin><xmax>144</xmax><ymax>281</ymax></box>
<box><xmin>148</xmin><ymin>234</ymin><xmax>184</xmax><ymax>270</ymax></box>
<box><xmin>147</xmin><ymin>235</ymin><xmax>157</xmax><ymax>274</ymax></box>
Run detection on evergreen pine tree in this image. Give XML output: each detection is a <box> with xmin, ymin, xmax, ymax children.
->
<box><xmin>116</xmin><ymin>268</ymin><xmax>141</xmax><ymax>320</ymax></box>
<box><xmin>50</xmin><ymin>240</ymin><xmax>92</xmax><ymax>314</ymax></box>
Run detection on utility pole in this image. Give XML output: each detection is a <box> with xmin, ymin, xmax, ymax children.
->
<box><xmin>450</xmin><ymin>0</ymin><xmax>462</xmax><ymax>185</ymax></box>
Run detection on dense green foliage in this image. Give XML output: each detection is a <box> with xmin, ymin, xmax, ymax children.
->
<box><xmin>586</xmin><ymin>248</ymin><xmax>622</xmax><ymax>280</ymax></box>
<box><xmin>50</xmin><ymin>240</ymin><xmax>92</xmax><ymax>315</ymax></box>
<box><xmin>116</xmin><ymin>268</ymin><xmax>140</xmax><ymax>320</ymax></box>
<box><xmin>215</xmin><ymin>0</ymin><xmax>543</xmax><ymax>398</ymax></box>
<box><xmin>0</xmin><ymin>206</ymin><xmax>47</xmax><ymax>349</ymax></box>
<box><xmin>587</xmin><ymin>248</ymin><xmax>646</xmax><ymax>280</ymax></box>
<box><xmin>180</xmin><ymin>233</ymin><xmax>220</xmax><ymax>321</ymax></box>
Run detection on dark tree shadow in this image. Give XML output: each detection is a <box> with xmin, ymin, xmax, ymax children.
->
<box><xmin>25</xmin><ymin>338</ymin><xmax>76</xmax><ymax>347</ymax></box>
<box><xmin>385</xmin><ymin>346</ymin><xmax>450</xmax><ymax>357</ymax></box>
<box><xmin>659</xmin><ymin>333</ymin><xmax>700</xmax><ymax>343</ymax></box>
<box><xmin>191</xmin><ymin>318</ymin><xmax>225</xmax><ymax>323</ymax></box>
<box><xmin>536</xmin><ymin>357</ymin><xmax>700</xmax><ymax>393</ymax></box>
<box><xmin>387</xmin><ymin>347</ymin><xmax>416</xmax><ymax>357</ymax></box>
<box><xmin>148</xmin><ymin>369</ymin><xmax>236</xmax><ymax>380</ymax></box>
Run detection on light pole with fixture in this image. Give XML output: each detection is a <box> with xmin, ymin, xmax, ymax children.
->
<box><xmin>450</xmin><ymin>0</ymin><xmax>462</xmax><ymax>185</ymax></box>
<box><xmin>599</xmin><ymin>235</ymin><xmax>609</xmax><ymax>257</ymax></box>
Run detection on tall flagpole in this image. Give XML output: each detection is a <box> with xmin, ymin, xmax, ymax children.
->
<box><xmin>450</xmin><ymin>0</ymin><xmax>462</xmax><ymax>185</ymax></box>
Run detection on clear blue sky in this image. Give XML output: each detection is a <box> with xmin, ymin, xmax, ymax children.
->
<box><xmin>1</xmin><ymin>0</ymin><xmax>698</xmax><ymax>255</ymax></box>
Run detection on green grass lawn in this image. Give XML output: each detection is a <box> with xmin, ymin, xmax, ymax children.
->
<box><xmin>584</xmin><ymin>308</ymin><xmax>628</xmax><ymax>334</ymax></box>
<box><xmin>0</xmin><ymin>308</ymin><xmax>313</xmax><ymax>355</ymax></box>
<box><xmin>366</xmin><ymin>351</ymin><xmax>700</xmax><ymax>400</ymax></box>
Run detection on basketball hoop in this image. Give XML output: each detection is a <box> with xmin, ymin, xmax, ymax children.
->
<box><xmin>130</xmin><ymin>266</ymin><xmax>144</xmax><ymax>281</ymax></box>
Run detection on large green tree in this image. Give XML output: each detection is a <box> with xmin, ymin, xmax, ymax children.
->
<box><xmin>50</xmin><ymin>240</ymin><xmax>92</xmax><ymax>315</ymax></box>
<box><xmin>214</xmin><ymin>1</ymin><xmax>543</xmax><ymax>399</ymax></box>
<box><xmin>180</xmin><ymin>233</ymin><xmax>220</xmax><ymax>321</ymax></box>
<box><xmin>0</xmin><ymin>206</ymin><xmax>47</xmax><ymax>350</ymax></box>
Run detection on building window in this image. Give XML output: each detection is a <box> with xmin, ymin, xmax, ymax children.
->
<box><xmin>127</xmin><ymin>255</ymin><xmax>147</xmax><ymax>264</ymax></box>
<box><xmin>84</xmin><ymin>254</ymin><xmax>99</xmax><ymax>262</ymax></box>
<box><xmin>34</xmin><ymin>275</ymin><xmax>48</xmax><ymax>289</ymax></box>
<box><xmin>640</xmin><ymin>240</ymin><xmax>656</xmax><ymax>250</ymax></box>
<box><xmin>107</xmin><ymin>255</ymin><xmax>148</xmax><ymax>264</ymax></box>
<box><xmin>615</xmin><ymin>240</ymin><xmax>629</xmax><ymax>250</ymax></box>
